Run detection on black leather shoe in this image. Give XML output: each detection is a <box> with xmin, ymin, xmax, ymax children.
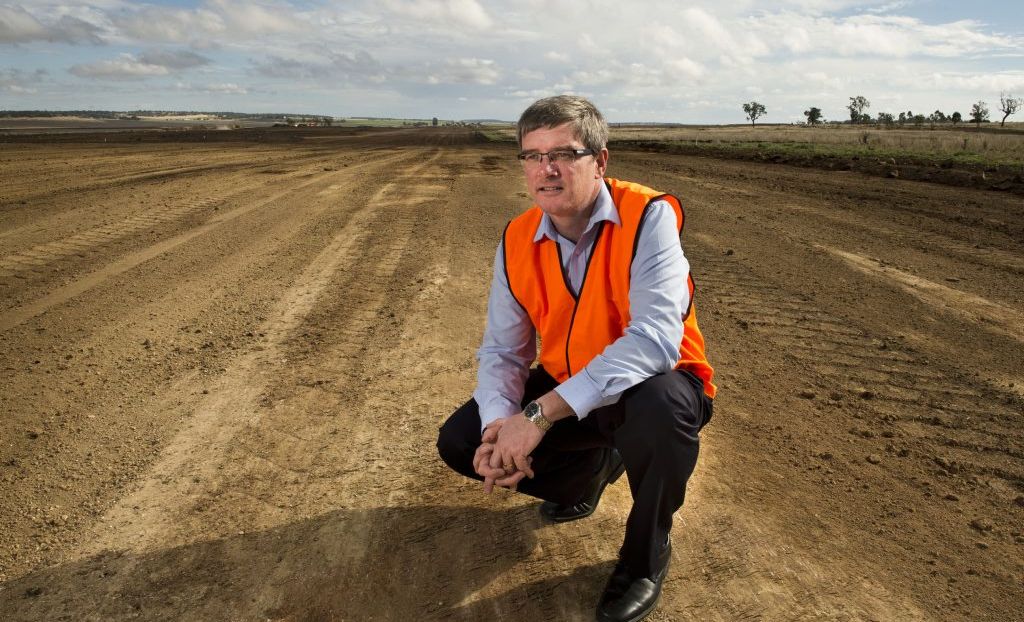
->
<box><xmin>595</xmin><ymin>543</ymin><xmax>671</xmax><ymax>622</ymax></box>
<box><xmin>539</xmin><ymin>449</ymin><xmax>625</xmax><ymax>523</ymax></box>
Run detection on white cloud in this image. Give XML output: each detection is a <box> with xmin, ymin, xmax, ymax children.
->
<box><xmin>70</xmin><ymin>54</ymin><xmax>169</xmax><ymax>80</ymax></box>
<box><xmin>111</xmin><ymin>0</ymin><xmax>303</xmax><ymax>45</ymax></box>
<box><xmin>0</xmin><ymin>5</ymin><xmax>104</xmax><ymax>44</ymax></box>
<box><xmin>251</xmin><ymin>49</ymin><xmax>384</xmax><ymax>81</ymax></box>
<box><xmin>423</xmin><ymin>57</ymin><xmax>499</xmax><ymax>85</ymax></box>
<box><xmin>138</xmin><ymin>49</ymin><xmax>211</xmax><ymax>70</ymax></box>
<box><xmin>383</xmin><ymin>0</ymin><xmax>492</xmax><ymax>30</ymax></box>
<box><xmin>756</xmin><ymin>13</ymin><xmax>1021</xmax><ymax>59</ymax></box>
<box><xmin>194</xmin><ymin>81</ymin><xmax>249</xmax><ymax>94</ymax></box>
<box><xmin>516</xmin><ymin>69</ymin><xmax>545</xmax><ymax>81</ymax></box>
<box><xmin>1</xmin><ymin>67</ymin><xmax>46</xmax><ymax>93</ymax></box>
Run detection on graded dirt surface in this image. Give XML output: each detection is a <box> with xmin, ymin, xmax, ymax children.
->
<box><xmin>1</xmin><ymin>128</ymin><xmax>1022</xmax><ymax>621</ymax></box>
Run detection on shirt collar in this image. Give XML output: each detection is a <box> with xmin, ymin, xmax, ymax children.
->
<box><xmin>533</xmin><ymin>181</ymin><xmax>620</xmax><ymax>243</ymax></box>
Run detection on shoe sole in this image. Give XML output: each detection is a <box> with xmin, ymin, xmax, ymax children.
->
<box><xmin>543</xmin><ymin>457</ymin><xmax>626</xmax><ymax>523</ymax></box>
<box><xmin>596</xmin><ymin>596</ymin><xmax>660</xmax><ymax>622</ymax></box>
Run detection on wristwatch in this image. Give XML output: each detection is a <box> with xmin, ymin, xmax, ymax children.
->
<box><xmin>524</xmin><ymin>401</ymin><xmax>553</xmax><ymax>432</ymax></box>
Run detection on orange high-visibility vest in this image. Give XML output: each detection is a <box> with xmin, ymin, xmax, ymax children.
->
<box><xmin>502</xmin><ymin>177</ymin><xmax>716</xmax><ymax>399</ymax></box>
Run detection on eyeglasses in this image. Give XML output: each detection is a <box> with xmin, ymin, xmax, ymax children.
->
<box><xmin>517</xmin><ymin>148</ymin><xmax>595</xmax><ymax>166</ymax></box>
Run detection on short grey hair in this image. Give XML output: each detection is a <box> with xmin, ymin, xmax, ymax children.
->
<box><xmin>516</xmin><ymin>95</ymin><xmax>609</xmax><ymax>154</ymax></box>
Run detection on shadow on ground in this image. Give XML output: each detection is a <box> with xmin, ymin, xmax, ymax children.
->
<box><xmin>1</xmin><ymin>504</ymin><xmax>613</xmax><ymax>621</ymax></box>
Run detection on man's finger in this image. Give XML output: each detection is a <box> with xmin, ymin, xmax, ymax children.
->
<box><xmin>489</xmin><ymin>447</ymin><xmax>507</xmax><ymax>471</ymax></box>
<box><xmin>495</xmin><ymin>470</ymin><xmax>527</xmax><ymax>488</ymax></box>
<box><xmin>483</xmin><ymin>475</ymin><xmax>495</xmax><ymax>494</ymax></box>
<box><xmin>481</xmin><ymin>426</ymin><xmax>498</xmax><ymax>444</ymax></box>
<box><xmin>478</xmin><ymin>463</ymin><xmax>506</xmax><ymax>479</ymax></box>
<box><xmin>473</xmin><ymin>444</ymin><xmax>493</xmax><ymax>474</ymax></box>
<box><xmin>512</xmin><ymin>454</ymin><xmax>535</xmax><ymax>479</ymax></box>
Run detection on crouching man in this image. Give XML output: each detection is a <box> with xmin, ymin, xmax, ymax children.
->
<box><xmin>437</xmin><ymin>95</ymin><xmax>716</xmax><ymax>622</ymax></box>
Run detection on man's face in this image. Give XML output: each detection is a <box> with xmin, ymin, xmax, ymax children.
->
<box><xmin>520</xmin><ymin>122</ymin><xmax>609</xmax><ymax>220</ymax></box>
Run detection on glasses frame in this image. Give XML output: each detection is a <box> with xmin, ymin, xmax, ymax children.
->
<box><xmin>516</xmin><ymin>148</ymin><xmax>595</xmax><ymax>166</ymax></box>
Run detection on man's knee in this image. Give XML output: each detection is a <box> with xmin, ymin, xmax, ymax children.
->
<box><xmin>436</xmin><ymin>404</ymin><xmax>481</xmax><ymax>479</ymax></box>
<box><xmin>623</xmin><ymin>372</ymin><xmax>704</xmax><ymax>444</ymax></box>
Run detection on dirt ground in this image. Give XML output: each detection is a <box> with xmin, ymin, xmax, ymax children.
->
<box><xmin>1</xmin><ymin>127</ymin><xmax>1022</xmax><ymax>621</ymax></box>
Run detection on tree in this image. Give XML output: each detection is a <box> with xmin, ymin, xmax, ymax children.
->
<box><xmin>970</xmin><ymin>101</ymin><xmax>989</xmax><ymax>127</ymax></box>
<box><xmin>877</xmin><ymin>112</ymin><xmax>894</xmax><ymax>126</ymax></box>
<box><xmin>804</xmin><ymin>106</ymin><xmax>823</xmax><ymax>125</ymax></box>
<box><xmin>898</xmin><ymin>112</ymin><xmax>907</xmax><ymax>125</ymax></box>
<box><xmin>912</xmin><ymin>114</ymin><xmax>926</xmax><ymax>127</ymax></box>
<box><xmin>929</xmin><ymin>110</ymin><xmax>947</xmax><ymax>123</ymax></box>
<box><xmin>848</xmin><ymin>96</ymin><xmax>870</xmax><ymax>123</ymax></box>
<box><xmin>998</xmin><ymin>92</ymin><xmax>1020</xmax><ymax>127</ymax></box>
<box><xmin>742</xmin><ymin>101</ymin><xmax>766</xmax><ymax>127</ymax></box>
<box><xmin>432</xmin><ymin>117</ymin><xmax>438</xmax><ymax>126</ymax></box>
<box><xmin>951</xmin><ymin>111</ymin><xmax>962</xmax><ymax>125</ymax></box>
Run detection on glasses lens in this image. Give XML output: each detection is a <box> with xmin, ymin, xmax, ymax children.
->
<box><xmin>549</xmin><ymin>150</ymin><xmax>574</xmax><ymax>163</ymax></box>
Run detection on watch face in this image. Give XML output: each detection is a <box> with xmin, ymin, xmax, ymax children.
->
<box><xmin>525</xmin><ymin>402</ymin><xmax>540</xmax><ymax>418</ymax></box>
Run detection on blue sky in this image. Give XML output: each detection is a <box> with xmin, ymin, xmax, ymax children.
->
<box><xmin>2</xmin><ymin>0</ymin><xmax>1022</xmax><ymax>123</ymax></box>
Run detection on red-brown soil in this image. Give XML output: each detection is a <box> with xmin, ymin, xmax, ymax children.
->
<box><xmin>1</xmin><ymin>128</ymin><xmax>1022</xmax><ymax>620</ymax></box>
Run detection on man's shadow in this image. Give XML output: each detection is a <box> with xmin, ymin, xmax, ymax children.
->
<box><xmin>1</xmin><ymin>503</ymin><xmax>613</xmax><ymax>621</ymax></box>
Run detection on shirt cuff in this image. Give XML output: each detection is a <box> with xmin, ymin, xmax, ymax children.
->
<box><xmin>478</xmin><ymin>404</ymin><xmax>518</xmax><ymax>433</ymax></box>
<box><xmin>554</xmin><ymin>369</ymin><xmax>609</xmax><ymax>420</ymax></box>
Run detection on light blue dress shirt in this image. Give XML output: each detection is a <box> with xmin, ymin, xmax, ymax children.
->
<box><xmin>473</xmin><ymin>182</ymin><xmax>690</xmax><ymax>432</ymax></box>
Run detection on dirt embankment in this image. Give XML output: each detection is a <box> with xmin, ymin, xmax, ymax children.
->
<box><xmin>1</xmin><ymin>129</ymin><xmax>1022</xmax><ymax>620</ymax></box>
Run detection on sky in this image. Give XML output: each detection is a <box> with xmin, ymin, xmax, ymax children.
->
<box><xmin>1</xmin><ymin>0</ymin><xmax>1022</xmax><ymax>123</ymax></box>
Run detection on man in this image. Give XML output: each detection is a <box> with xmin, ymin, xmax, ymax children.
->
<box><xmin>437</xmin><ymin>95</ymin><xmax>716</xmax><ymax>622</ymax></box>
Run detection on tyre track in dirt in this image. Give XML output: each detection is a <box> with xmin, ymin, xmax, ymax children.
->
<box><xmin>0</xmin><ymin>151</ymin><xmax>409</xmax><ymax>331</ymax></box>
<box><xmin>612</xmin><ymin>152</ymin><xmax>1022</xmax><ymax>620</ymax></box>
<box><xmin>0</xmin><ymin>146</ymin><xmax>419</xmax><ymax>588</ymax></box>
<box><xmin>0</xmin><ymin>146</ymin><xmax>466</xmax><ymax>621</ymax></box>
<box><xmin>0</xmin><ymin>144</ymin><xmax>360</xmax><ymax>247</ymax></box>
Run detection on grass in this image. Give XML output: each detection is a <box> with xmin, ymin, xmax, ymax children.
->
<box><xmin>609</xmin><ymin>124</ymin><xmax>1024</xmax><ymax>168</ymax></box>
<box><xmin>475</xmin><ymin>124</ymin><xmax>1024</xmax><ymax>167</ymax></box>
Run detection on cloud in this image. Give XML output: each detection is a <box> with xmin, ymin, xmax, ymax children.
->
<box><xmin>0</xmin><ymin>67</ymin><xmax>46</xmax><ymax>93</ymax></box>
<box><xmin>139</xmin><ymin>49</ymin><xmax>212</xmax><ymax>70</ymax></box>
<box><xmin>111</xmin><ymin>0</ymin><xmax>303</xmax><ymax>45</ymax></box>
<box><xmin>177</xmin><ymin>81</ymin><xmax>248</xmax><ymax>95</ymax></box>
<box><xmin>382</xmin><ymin>0</ymin><xmax>492</xmax><ymax>30</ymax></box>
<box><xmin>423</xmin><ymin>57</ymin><xmax>499</xmax><ymax>85</ymax></box>
<box><xmin>516</xmin><ymin>69</ymin><xmax>545</xmax><ymax>81</ymax></box>
<box><xmin>70</xmin><ymin>53</ymin><xmax>170</xmax><ymax>80</ymax></box>
<box><xmin>251</xmin><ymin>49</ymin><xmax>383</xmax><ymax>81</ymax></box>
<box><xmin>68</xmin><ymin>46</ymin><xmax>215</xmax><ymax>81</ymax></box>
<box><xmin>756</xmin><ymin>13</ymin><xmax>1022</xmax><ymax>58</ymax></box>
<box><xmin>0</xmin><ymin>5</ymin><xmax>104</xmax><ymax>44</ymax></box>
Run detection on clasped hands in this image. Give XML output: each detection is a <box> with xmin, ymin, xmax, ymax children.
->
<box><xmin>472</xmin><ymin>413</ymin><xmax>545</xmax><ymax>493</ymax></box>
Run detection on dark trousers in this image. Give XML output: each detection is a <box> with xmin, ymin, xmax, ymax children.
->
<box><xmin>436</xmin><ymin>367</ymin><xmax>712</xmax><ymax>578</ymax></box>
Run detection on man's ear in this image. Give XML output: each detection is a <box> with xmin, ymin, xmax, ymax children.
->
<box><xmin>595</xmin><ymin>147</ymin><xmax>609</xmax><ymax>178</ymax></box>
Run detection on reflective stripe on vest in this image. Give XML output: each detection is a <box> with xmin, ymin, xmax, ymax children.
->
<box><xmin>502</xmin><ymin>177</ymin><xmax>716</xmax><ymax>399</ymax></box>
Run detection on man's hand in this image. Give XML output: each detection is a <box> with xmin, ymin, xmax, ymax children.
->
<box><xmin>473</xmin><ymin>441</ymin><xmax>506</xmax><ymax>493</ymax></box>
<box><xmin>489</xmin><ymin>413</ymin><xmax>543</xmax><ymax>484</ymax></box>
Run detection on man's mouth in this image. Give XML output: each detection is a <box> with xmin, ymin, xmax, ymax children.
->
<box><xmin>537</xmin><ymin>185</ymin><xmax>562</xmax><ymax>193</ymax></box>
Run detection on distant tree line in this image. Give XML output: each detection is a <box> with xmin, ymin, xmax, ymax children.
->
<box><xmin>0</xmin><ymin>110</ymin><xmax>334</xmax><ymax>121</ymax></box>
<box><xmin>741</xmin><ymin>92</ymin><xmax>1021</xmax><ymax>128</ymax></box>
